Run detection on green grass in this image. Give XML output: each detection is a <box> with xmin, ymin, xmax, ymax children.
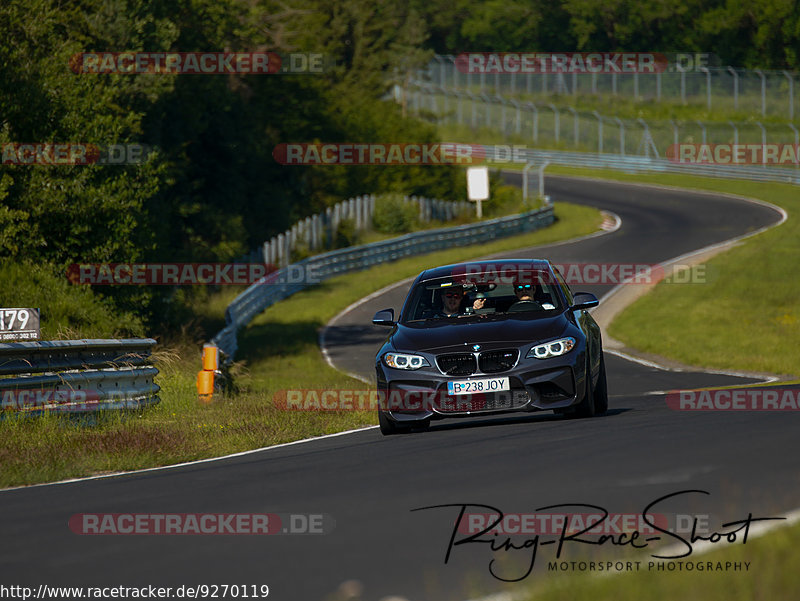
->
<box><xmin>521</xmin><ymin>167</ymin><xmax>799</xmax><ymax>376</ymax></box>
<box><xmin>447</xmin><ymin>85</ymin><xmax>799</xmax><ymax>125</ymax></box>
<box><xmin>0</xmin><ymin>201</ymin><xmax>602</xmax><ymax>488</ymax></box>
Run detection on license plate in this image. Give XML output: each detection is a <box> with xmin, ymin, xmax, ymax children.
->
<box><xmin>447</xmin><ymin>377</ymin><xmax>510</xmax><ymax>395</ymax></box>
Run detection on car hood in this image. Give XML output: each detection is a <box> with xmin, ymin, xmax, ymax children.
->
<box><xmin>391</xmin><ymin>313</ymin><xmax>570</xmax><ymax>352</ymax></box>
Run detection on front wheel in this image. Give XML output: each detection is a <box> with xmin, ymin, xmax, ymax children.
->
<box><xmin>570</xmin><ymin>357</ymin><xmax>596</xmax><ymax>419</ymax></box>
<box><xmin>378</xmin><ymin>410</ymin><xmax>407</xmax><ymax>435</ymax></box>
<box><xmin>593</xmin><ymin>354</ymin><xmax>608</xmax><ymax>415</ymax></box>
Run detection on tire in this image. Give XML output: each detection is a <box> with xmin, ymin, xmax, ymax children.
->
<box><xmin>593</xmin><ymin>354</ymin><xmax>608</xmax><ymax>415</ymax></box>
<box><xmin>378</xmin><ymin>410</ymin><xmax>406</xmax><ymax>435</ymax></box>
<box><xmin>571</xmin><ymin>356</ymin><xmax>596</xmax><ymax>419</ymax></box>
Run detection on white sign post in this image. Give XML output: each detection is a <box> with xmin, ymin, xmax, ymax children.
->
<box><xmin>466</xmin><ymin>166</ymin><xmax>489</xmax><ymax>219</ymax></box>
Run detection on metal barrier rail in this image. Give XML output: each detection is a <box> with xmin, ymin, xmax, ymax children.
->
<box><xmin>212</xmin><ymin>206</ymin><xmax>555</xmax><ymax>362</ymax></box>
<box><xmin>0</xmin><ymin>338</ymin><xmax>160</xmax><ymax>413</ymax></box>
<box><xmin>507</xmin><ymin>147</ymin><xmax>800</xmax><ymax>185</ymax></box>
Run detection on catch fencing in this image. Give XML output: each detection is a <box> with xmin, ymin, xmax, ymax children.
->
<box><xmin>425</xmin><ymin>55</ymin><xmax>799</xmax><ymax>120</ymax></box>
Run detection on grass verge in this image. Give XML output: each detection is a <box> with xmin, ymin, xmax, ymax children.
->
<box><xmin>512</xmin><ymin>520</ymin><xmax>800</xmax><ymax>601</ymax></box>
<box><xmin>523</xmin><ymin>165</ymin><xmax>798</xmax><ymax>376</ymax></box>
<box><xmin>0</xmin><ymin>201</ymin><xmax>602</xmax><ymax>488</ymax></box>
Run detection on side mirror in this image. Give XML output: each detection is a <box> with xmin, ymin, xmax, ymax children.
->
<box><xmin>372</xmin><ymin>308</ymin><xmax>396</xmax><ymax>326</ymax></box>
<box><xmin>571</xmin><ymin>292</ymin><xmax>599</xmax><ymax>311</ymax></box>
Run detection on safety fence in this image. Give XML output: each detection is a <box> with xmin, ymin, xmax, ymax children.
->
<box><xmin>0</xmin><ymin>339</ymin><xmax>160</xmax><ymax>413</ymax></box>
<box><xmin>423</xmin><ymin>55</ymin><xmax>799</xmax><ymax>120</ymax></box>
<box><xmin>235</xmin><ymin>194</ymin><xmax>473</xmax><ymax>267</ymax></box>
<box><xmin>212</xmin><ymin>206</ymin><xmax>555</xmax><ymax>362</ymax></box>
<box><xmin>405</xmin><ymin>82</ymin><xmax>800</xmax><ymax>163</ymax></box>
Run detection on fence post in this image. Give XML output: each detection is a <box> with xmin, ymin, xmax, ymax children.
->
<box><xmin>592</xmin><ymin>111</ymin><xmax>603</xmax><ymax>154</ymax></box>
<box><xmin>566</xmin><ymin>106</ymin><xmax>579</xmax><ymax>147</ymax></box>
<box><xmin>755</xmin><ymin>69</ymin><xmax>766</xmax><ymax>116</ymax></box>
<box><xmin>678</xmin><ymin>65</ymin><xmax>686</xmax><ymax>104</ymax></box>
<box><xmin>547</xmin><ymin>104</ymin><xmax>559</xmax><ymax>144</ymax></box>
<box><xmin>727</xmin><ymin>67</ymin><xmax>739</xmax><ymax>110</ymax></box>
<box><xmin>696</xmin><ymin>120</ymin><xmax>707</xmax><ymax>144</ymax></box>
<box><xmin>276</xmin><ymin>233</ymin><xmax>285</xmax><ymax>267</ymax></box>
<box><xmin>614</xmin><ymin>117</ymin><xmax>625</xmax><ymax>155</ymax></box>
<box><xmin>669</xmin><ymin>120</ymin><xmax>679</xmax><ymax>147</ymax></box>
<box><xmin>700</xmin><ymin>66</ymin><xmax>711</xmax><ymax>110</ymax></box>
<box><xmin>538</xmin><ymin>162</ymin><xmax>550</xmax><ymax>199</ymax></box>
<box><xmin>755</xmin><ymin>121</ymin><xmax>767</xmax><ymax>164</ymax></box>
<box><xmin>784</xmin><ymin>71</ymin><xmax>795</xmax><ymax>120</ymax></box>
<box><xmin>728</xmin><ymin>121</ymin><xmax>738</xmax><ymax>145</ymax></box>
<box><xmin>526</xmin><ymin>102</ymin><xmax>538</xmax><ymax>143</ymax></box>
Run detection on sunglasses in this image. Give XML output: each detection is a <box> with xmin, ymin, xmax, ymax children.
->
<box><xmin>443</xmin><ymin>292</ymin><xmax>463</xmax><ymax>298</ymax></box>
<box><xmin>515</xmin><ymin>284</ymin><xmax>532</xmax><ymax>290</ymax></box>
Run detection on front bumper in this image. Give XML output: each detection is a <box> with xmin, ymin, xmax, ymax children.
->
<box><xmin>376</xmin><ymin>349</ymin><xmax>587</xmax><ymax>422</ymax></box>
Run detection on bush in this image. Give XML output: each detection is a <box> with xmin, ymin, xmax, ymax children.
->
<box><xmin>334</xmin><ymin>218</ymin><xmax>360</xmax><ymax>249</ymax></box>
<box><xmin>372</xmin><ymin>195</ymin><xmax>419</xmax><ymax>233</ymax></box>
<box><xmin>0</xmin><ymin>260</ymin><xmax>143</xmax><ymax>340</ymax></box>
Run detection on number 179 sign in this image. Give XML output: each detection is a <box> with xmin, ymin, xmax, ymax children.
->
<box><xmin>0</xmin><ymin>308</ymin><xmax>40</xmax><ymax>341</ymax></box>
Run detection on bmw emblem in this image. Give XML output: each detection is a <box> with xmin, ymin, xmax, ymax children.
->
<box><xmin>472</xmin><ymin>344</ymin><xmax>481</xmax><ymax>352</ymax></box>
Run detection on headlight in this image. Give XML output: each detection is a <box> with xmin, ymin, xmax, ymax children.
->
<box><xmin>383</xmin><ymin>352</ymin><xmax>430</xmax><ymax>370</ymax></box>
<box><xmin>527</xmin><ymin>337</ymin><xmax>576</xmax><ymax>359</ymax></box>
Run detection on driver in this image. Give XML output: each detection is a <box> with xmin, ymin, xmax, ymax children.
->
<box><xmin>508</xmin><ymin>282</ymin><xmax>543</xmax><ymax>312</ymax></box>
<box><xmin>438</xmin><ymin>286</ymin><xmax>485</xmax><ymax>317</ymax></box>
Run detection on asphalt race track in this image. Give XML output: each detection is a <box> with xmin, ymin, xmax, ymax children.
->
<box><xmin>0</xmin><ymin>176</ymin><xmax>795</xmax><ymax>601</ymax></box>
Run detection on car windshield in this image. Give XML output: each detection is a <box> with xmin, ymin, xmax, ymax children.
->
<box><xmin>402</xmin><ymin>272</ymin><xmax>563</xmax><ymax>322</ymax></box>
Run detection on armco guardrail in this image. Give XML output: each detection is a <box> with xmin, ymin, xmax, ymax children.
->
<box><xmin>0</xmin><ymin>339</ymin><xmax>160</xmax><ymax>413</ymax></box>
<box><xmin>506</xmin><ymin>146</ymin><xmax>800</xmax><ymax>185</ymax></box>
<box><xmin>211</xmin><ymin>205</ymin><xmax>555</xmax><ymax>362</ymax></box>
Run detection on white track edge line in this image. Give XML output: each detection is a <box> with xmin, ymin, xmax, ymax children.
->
<box><xmin>0</xmin><ymin>425</ymin><xmax>379</xmax><ymax>493</ymax></box>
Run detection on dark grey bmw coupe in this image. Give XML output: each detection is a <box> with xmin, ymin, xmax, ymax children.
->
<box><xmin>372</xmin><ymin>259</ymin><xmax>607</xmax><ymax>435</ymax></box>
